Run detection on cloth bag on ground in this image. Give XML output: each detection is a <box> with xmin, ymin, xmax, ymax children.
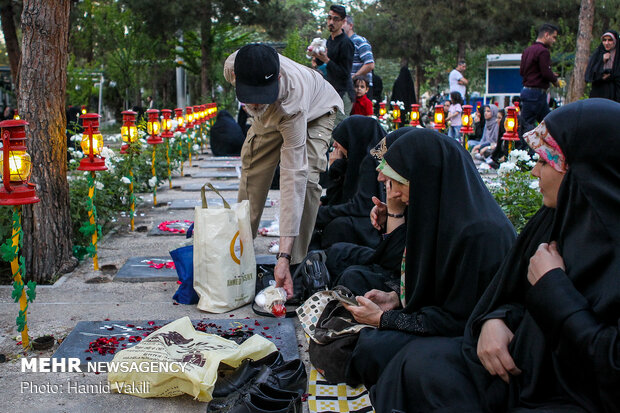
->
<box><xmin>171</xmin><ymin>244</ymin><xmax>199</xmax><ymax>305</ymax></box>
<box><xmin>194</xmin><ymin>183</ymin><xmax>256</xmax><ymax>313</ymax></box>
<box><xmin>296</xmin><ymin>286</ymin><xmax>371</xmax><ymax>343</ymax></box>
<box><xmin>108</xmin><ymin>316</ymin><xmax>277</xmax><ymax>401</ymax></box>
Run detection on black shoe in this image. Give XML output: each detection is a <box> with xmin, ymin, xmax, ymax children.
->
<box><xmin>212</xmin><ymin>351</ymin><xmax>284</xmax><ymax>398</ymax></box>
<box><xmin>251</xmin><ymin>383</ymin><xmax>301</xmax><ymax>412</ymax></box>
<box><xmin>229</xmin><ymin>392</ymin><xmax>296</xmax><ymax>413</ymax></box>
<box><xmin>264</xmin><ymin>359</ymin><xmax>307</xmax><ymax>395</ymax></box>
<box><xmin>208</xmin><ymin>366</ymin><xmax>272</xmax><ymax>412</ymax></box>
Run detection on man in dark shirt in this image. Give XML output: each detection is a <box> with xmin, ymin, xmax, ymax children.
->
<box><xmin>312</xmin><ymin>4</ymin><xmax>354</xmax><ymax>123</ymax></box>
<box><xmin>520</xmin><ymin>23</ymin><xmax>561</xmax><ymax>132</ymax></box>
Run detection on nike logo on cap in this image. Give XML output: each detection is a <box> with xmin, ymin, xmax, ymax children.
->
<box><xmin>265</xmin><ymin>74</ymin><xmax>274</xmax><ymax>79</ymax></box>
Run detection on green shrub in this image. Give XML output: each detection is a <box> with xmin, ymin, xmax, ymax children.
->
<box><xmin>488</xmin><ymin>150</ymin><xmax>543</xmax><ymax>232</ymax></box>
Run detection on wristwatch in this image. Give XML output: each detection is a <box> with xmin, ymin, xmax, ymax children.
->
<box><xmin>276</xmin><ymin>252</ymin><xmax>292</xmax><ymax>261</ymax></box>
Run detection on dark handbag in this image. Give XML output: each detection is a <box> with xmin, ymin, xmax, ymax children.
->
<box><xmin>293</xmin><ymin>250</ymin><xmax>331</xmax><ymax>299</ymax></box>
<box><xmin>308</xmin><ymin>300</ymin><xmax>365</xmax><ymax>384</ymax></box>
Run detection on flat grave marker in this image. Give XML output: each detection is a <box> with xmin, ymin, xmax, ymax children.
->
<box><xmin>114</xmin><ymin>255</ymin><xmax>276</xmax><ymax>283</ymax></box>
<box><xmin>191</xmin><ymin>170</ymin><xmax>240</xmax><ymax>179</ymax></box>
<box><xmin>148</xmin><ymin>220</ymin><xmax>193</xmax><ymax>236</ymax></box>
<box><xmin>199</xmin><ymin>162</ymin><xmax>240</xmax><ymax>169</ymax></box>
<box><xmin>52</xmin><ymin>318</ymin><xmax>298</xmax><ymax>368</ymax></box>
<box><xmin>168</xmin><ymin>198</ymin><xmax>274</xmax><ymax>210</ymax></box>
<box><xmin>114</xmin><ymin>257</ymin><xmax>178</xmax><ymax>282</ymax></box>
<box><xmin>181</xmin><ymin>183</ymin><xmax>239</xmax><ymax>192</ymax></box>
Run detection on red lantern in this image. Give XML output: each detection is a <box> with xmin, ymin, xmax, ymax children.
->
<box><xmin>409</xmin><ymin>104</ymin><xmax>420</xmax><ymax>127</ymax></box>
<box><xmin>502</xmin><ymin>106</ymin><xmax>519</xmax><ymax>142</ymax></box>
<box><xmin>433</xmin><ymin>105</ymin><xmax>445</xmax><ymax>131</ymax></box>
<box><xmin>174</xmin><ymin>108</ymin><xmax>186</xmax><ymax>133</ymax></box>
<box><xmin>0</xmin><ymin>120</ymin><xmax>39</xmax><ymax>205</ymax></box>
<box><xmin>120</xmin><ymin>110</ymin><xmax>138</xmax><ymax>154</ymax></box>
<box><xmin>460</xmin><ymin>105</ymin><xmax>474</xmax><ymax>134</ymax></box>
<box><xmin>146</xmin><ymin>109</ymin><xmax>163</xmax><ymax>145</ymax></box>
<box><xmin>379</xmin><ymin>102</ymin><xmax>386</xmax><ymax>117</ymax></box>
<box><xmin>160</xmin><ymin>109</ymin><xmax>174</xmax><ymax>139</ymax></box>
<box><xmin>81</xmin><ymin>105</ymin><xmax>87</xmax><ymax>115</ymax></box>
<box><xmin>77</xmin><ymin>113</ymin><xmax>107</xmax><ymax>171</ymax></box>
<box><xmin>392</xmin><ymin>104</ymin><xmax>401</xmax><ymax>126</ymax></box>
<box><xmin>193</xmin><ymin>106</ymin><xmax>202</xmax><ymax>126</ymax></box>
<box><xmin>185</xmin><ymin>107</ymin><xmax>194</xmax><ymax>129</ymax></box>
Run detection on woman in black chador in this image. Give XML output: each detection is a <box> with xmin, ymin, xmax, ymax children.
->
<box><xmin>326</xmin><ymin>127</ymin><xmax>413</xmax><ymax>296</ymax></box>
<box><xmin>342</xmin><ymin>129</ymin><xmax>515</xmax><ymax>388</ymax></box>
<box><xmin>372</xmin><ymin>99</ymin><xmax>620</xmax><ymax>413</ymax></box>
<box><xmin>312</xmin><ymin>115</ymin><xmax>385</xmax><ymax>249</ymax></box>
<box><xmin>209</xmin><ymin>109</ymin><xmax>245</xmax><ymax>156</ymax></box>
<box><xmin>585</xmin><ymin>30</ymin><xmax>620</xmax><ymax>102</ymax></box>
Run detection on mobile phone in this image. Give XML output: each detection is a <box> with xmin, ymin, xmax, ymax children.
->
<box><xmin>333</xmin><ymin>289</ymin><xmax>358</xmax><ymax>306</ymax></box>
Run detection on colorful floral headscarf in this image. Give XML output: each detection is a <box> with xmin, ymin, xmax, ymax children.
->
<box><xmin>523</xmin><ymin>121</ymin><xmax>567</xmax><ymax>173</ymax></box>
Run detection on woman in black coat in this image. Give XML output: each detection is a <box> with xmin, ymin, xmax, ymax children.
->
<box><xmin>585</xmin><ymin>30</ymin><xmax>620</xmax><ymax>102</ymax></box>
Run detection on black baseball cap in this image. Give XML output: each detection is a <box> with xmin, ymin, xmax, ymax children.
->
<box><xmin>234</xmin><ymin>44</ymin><xmax>280</xmax><ymax>104</ymax></box>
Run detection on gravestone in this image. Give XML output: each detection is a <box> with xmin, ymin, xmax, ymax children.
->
<box><xmin>168</xmin><ymin>199</ymin><xmax>274</xmax><ymax>210</ymax></box>
<box><xmin>203</xmin><ymin>156</ymin><xmax>241</xmax><ymax>162</ymax></box>
<box><xmin>52</xmin><ymin>318</ymin><xmax>298</xmax><ymax>367</ymax></box>
<box><xmin>191</xmin><ymin>170</ymin><xmax>240</xmax><ymax>179</ymax></box>
<box><xmin>114</xmin><ymin>257</ymin><xmax>178</xmax><ymax>282</ymax></box>
<box><xmin>199</xmin><ymin>162</ymin><xmax>240</xmax><ymax>169</ymax></box>
<box><xmin>148</xmin><ymin>220</ymin><xmax>193</xmax><ymax>236</ymax></box>
<box><xmin>181</xmin><ymin>183</ymin><xmax>239</xmax><ymax>192</ymax></box>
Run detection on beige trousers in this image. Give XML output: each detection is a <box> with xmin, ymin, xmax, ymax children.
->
<box><xmin>238</xmin><ymin>112</ymin><xmax>335</xmax><ymax>264</ymax></box>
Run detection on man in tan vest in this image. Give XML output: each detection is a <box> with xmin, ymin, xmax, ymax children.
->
<box><xmin>224</xmin><ymin>43</ymin><xmax>343</xmax><ymax>297</ymax></box>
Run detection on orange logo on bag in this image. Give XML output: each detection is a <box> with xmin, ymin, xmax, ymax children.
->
<box><xmin>230</xmin><ymin>231</ymin><xmax>244</xmax><ymax>265</ymax></box>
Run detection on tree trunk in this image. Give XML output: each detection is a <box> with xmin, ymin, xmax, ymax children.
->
<box><xmin>566</xmin><ymin>0</ymin><xmax>595</xmax><ymax>102</ymax></box>
<box><xmin>457</xmin><ymin>38</ymin><xmax>466</xmax><ymax>64</ymax></box>
<box><xmin>19</xmin><ymin>0</ymin><xmax>75</xmax><ymax>283</ymax></box>
<box><xmin>0</xmin><ymin>0</ymin><xmax>22</xmax><ymax>93</ymax></box>
<box><xmin>200</xmin><ymin>0</ymin><xmax>213</xmax><ymax>101</ymax></box>
<box><xmin>415</xmin><ymin>64</ymin><xmax>423</xmax><ymax>104</ymax></box>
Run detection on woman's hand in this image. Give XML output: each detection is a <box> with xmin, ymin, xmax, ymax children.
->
<box><xmin>343</xmin><ymin>296</ymin><xmax>383</xmax><ymax>327</ymax></box>
<box><xmin>370</xmin><ymin>196</ymin><xmax>387</xmax><ymax>230</ymax></box>
<box><xmin>527</xmin><ymin>241</ymin><xmax>565</xmax><ymax>285</ymax></box>
<box><xmin>477</xmin><ymin>318</ymin><xmax>522</xmax><ymax>383</ymax></box>
<box><xmin>365</xmin><ymin>289</ymin><xmax>400</xmax><ymax>311</ymax></box>
<box><xmin>328</xmin><ymin>146</ymin><xmax>343</xmax><ymax>166</ymax></box>
<box><xmin>603</xmin><ymin>52</ymin><xmax>611</xmax><ymax>63</ymax></box>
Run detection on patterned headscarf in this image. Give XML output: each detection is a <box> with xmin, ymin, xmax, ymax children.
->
<box><xmin>523</xmin><ymin>120</ymin><xmax>567</xmax><ymax>173</ymax></box>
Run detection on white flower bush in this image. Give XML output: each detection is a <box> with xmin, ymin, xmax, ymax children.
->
<box><xmin>498</xmin><ymin>161</ymin><xmax>517</xmax><ymax>175</ymax></box>
<box><xmin>107</xmin><ymin>133</ymin><xmax>122</xmax><ymax>143</ymax></box>
<box><xmin>507</xmin><ymin>149</ymin><xmax>531</xmax><ymax>163</ymax></box>
<box><xmin>173</xmin><ymin>131</ymin><xmax>181</xmax><ymax>138</ymax></box>
<box><xmin>148</xmin><ymin>176</ymin><xmax>158</xmax><ymax>188</ymax></box>
<box><xmin>95</xmin><ymin>181</ymin><xmax>104</xmax><ymax>190</ymax></box>
<box><xmin>121</xmin><ymin>176</ymin><xmax>131</xmax><ymax>184</ymax></box>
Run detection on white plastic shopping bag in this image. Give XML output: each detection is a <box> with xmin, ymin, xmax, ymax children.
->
<box><xmin>193</xmin><ymin>183</ymin><xmax>256</xmax><ymax>313</ymax></box>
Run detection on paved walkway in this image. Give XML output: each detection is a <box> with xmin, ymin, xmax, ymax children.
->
<box><xmin>0</xmin><ymin>152</ymin><xmax>310</xmax><ymax>412</ymax></box>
